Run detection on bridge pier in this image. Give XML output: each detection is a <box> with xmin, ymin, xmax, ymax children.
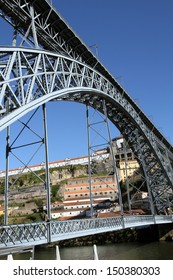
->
<box><xmin>7</xmin><ymin>254</ymin><xmax>13</xmax><ymax>260</ymax></box>
<box><xmin>93</xmin><ymin>244</ymin><xmax>99</xmax><ymax>260</ymax></box>
<box><xmin>56</xmin><ymin>245</ymin><xmax>61</xmax><ymax>260</ymax></box>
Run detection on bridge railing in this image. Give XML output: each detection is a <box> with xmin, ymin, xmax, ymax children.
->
<box><xmin>0</xmin><ymin>217</ymin><xmax>124</xmax><ymax>247</ymax></box>
<box><xmin>124</xmin><ymin>214</ymin><xmax>173</xmax><ymax>226</ymax></box>
<box><xmin>0</xmin><ymin>222</ymin><xmax>47</xmax><ymax>247</ymax></box>
<box><xmin>0</xmin><ymin>215</ymin><xmax>173</xmax><ymax>248</ymax></box>
<box><xmin>124</xmin><ymin>215</ymin><xmax>155</xmax><ymax>225</ymax></box>
<box><xmin>50</xmin><ymin>216</ymin><xmax>123</xmax><ymax>237</ymax></box>
<box><xmin>155</xmin><ymin>215</ymin><xmax>173</xmax><ymax>223</ymax></box>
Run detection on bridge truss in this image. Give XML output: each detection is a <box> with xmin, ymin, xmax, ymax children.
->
<box><xmin>0</xmin><ymin>215</ymin><xmax>173</xmax><ymax>248</ymax></box>
<box><xmin>0</xmin><ymin>0</ymin><xmax>173</xmax><ymax>242</ymax></box>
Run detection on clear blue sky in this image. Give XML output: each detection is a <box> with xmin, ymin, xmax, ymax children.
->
<box><xmin>0</xmin><ymin>0</ymin><xmax>173</xmax><ymax>170</ymax></box>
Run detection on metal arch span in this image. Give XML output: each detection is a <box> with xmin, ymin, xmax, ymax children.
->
<box><xmin>0</xmin><ymin>47</ymin><xmax>173</xmax><ymax>213</ymax></box>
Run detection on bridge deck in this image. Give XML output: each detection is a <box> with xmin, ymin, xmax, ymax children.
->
<box><xmin>0</xmin><ymin>215</ymin><xmax>172</xmax><ymax>248</ymax></box>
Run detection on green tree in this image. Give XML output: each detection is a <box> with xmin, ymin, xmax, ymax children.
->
<box><xmin>34</xmin><ymin>198</ymin><xmax>43</xmax><ymax>211</ymax></box>
<box><xmin>68</xmin><ymin>165</ymin><xmax>76</xmax><ymax>177</ymax></box>
<box><xmin>0</xmin><ymin>215</ymin><xmax>4</xmax><ymax>225</ymax></box>
<box><xmin>51</xmin><ymin>184</ymin><xmax>61</xmax><ymax>202</ymax></box>
<box><xmin>0</xmin><ymin>184</ymin><xmax>4</xmax><ymax>194</ymax></box>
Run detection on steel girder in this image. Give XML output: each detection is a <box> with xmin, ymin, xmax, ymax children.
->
<box><xmin>0</xmin><ymin>215</ymin><xmax>173</xmax><ymax>247</ymax></box>
<box><xmin>0</xmin><ymin>0</ymin><xmax>173</xmax><ymax>216</ymax></box>
<box><xmin>0</xmin><ymin>0</ymin><xmax>171</xmax><ymax>154</ymax></box>
<box><xmin>0</xmin><ymin>0</ymin><xmax>94</xmax><ymax>63</ymax></box>
<box><xmin>0</xmin><ymin>48</ymin><xmax>173</xmax><ymax>214</ymax></box>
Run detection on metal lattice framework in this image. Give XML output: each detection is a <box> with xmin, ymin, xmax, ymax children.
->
<box><xmin>0</xmin><ymin>0</ymin><xmax>173</xmax><ymax>224</ymax></box>
<box><xmin>0</xmin><ymin>215</ymin><xmax>173</xmax><ymax>248</ymax></box>
<box><xmin>0</xmin><ymin>47</ymin><xmax>173</xmax><ymax>214</ymax></box>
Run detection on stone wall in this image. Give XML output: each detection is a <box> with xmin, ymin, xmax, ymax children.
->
<box><xmin>50</xmin><ymin>165</ymin><xmax>88</xmax><ymax>185</ymax></box>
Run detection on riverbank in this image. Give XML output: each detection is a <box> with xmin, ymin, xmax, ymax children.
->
<box><xmin>38</xmin><ymin>225</ymin><xmax>164</xmax><ymax>249</ymax></box>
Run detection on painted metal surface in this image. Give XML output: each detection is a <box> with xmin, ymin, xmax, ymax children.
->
<box><xmin>0</xmin><ymin>47</ymin><xmax>173</xmax><ymax>213</ymax></box>
<box><xmin>0</xmin><ymin>215</ymin><xmax>172</xmax><ymax>248</ymax></box>
<box><xmin>0</xmin><ymin>0</ymin><xmax>173</xmax><ymax>246</ymax></box>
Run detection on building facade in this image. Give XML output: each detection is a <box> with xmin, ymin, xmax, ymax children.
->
<box><xmin>50</xmin><ymin>175</ymin><xmax>119</xmax><ymax>219</ymax></box>
<box><xmin>64</xmin><ymin>175</ymin><xmax>117</xmax><ymax>200</ymax></box>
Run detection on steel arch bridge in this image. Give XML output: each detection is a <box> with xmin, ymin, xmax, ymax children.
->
<box><xmin>0</xmin><ymin>0</ymin><xmax>173</xmax><ymax>247</ymax></box>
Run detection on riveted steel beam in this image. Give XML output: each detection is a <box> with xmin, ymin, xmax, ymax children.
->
<box><xmin>0</xmin><ymin>48</ymin><xmax>173</xmax><ymax>214</ymax></box>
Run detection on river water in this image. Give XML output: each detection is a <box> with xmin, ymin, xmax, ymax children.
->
<box><xmin>1</xmin><ymin>241</ymin><xmax>172</xmax><ymax>260</ymax></box>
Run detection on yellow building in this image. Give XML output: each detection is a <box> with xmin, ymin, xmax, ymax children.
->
<box><xmin>0</xmin><ymin>205</ymin><xmax>12</xmax><ymax>215</ymax></box>
<box><xmin>119</xmin><ymin>159</ymin><xmax>139</xmax><ymax>182</ymax></box>
<box><xmin>0</xmin><ymin>206</ymin><xmax>4</xmax><ymax>215</ymax></box>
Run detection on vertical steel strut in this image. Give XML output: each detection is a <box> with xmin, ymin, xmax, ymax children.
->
<box><xmin>4</xmin><ymin>125</ymin><xmax>10</xmax><ymax>225</ymax></box>
<box><xmin>123</xmin><ymin>139</ymin><xmax>132</xmax><ymax>214</ymax></box>
<box><xmin>30</xmin><ymin>5</ymin><xmax>39</xmax><ymax>49</ymax></box>
<box><xmin>42</xmin><ymin>103</ymin><xmax>51</xmax><ymax>242</ymax></box>
<box><xmin>103</xmin><ymin>100</ymin><xmax>124</xmax><ymax>215</ymax></box>
<box><xmin>86</xmin><ymin>104</ymin><xmax>94</xmax><ymax>217</ymax></box>
<box><xmin>3</xmin><ymin>106</ymin><xmax>51</xmax><ymax>226</ymax></box>
<box><xmin>136</xmin><ymin>136</ymin><xmax>155</xmax><ymax>215</ymax></box>
<box><xmin>4</xmin><ymin>100</ymin><xmax>10</xmax><ymax>225</ymax></box>
<box><xmin>86</xmin><ymin>100</ymin><xmax>124</xmax><ymax>217</ymax></box>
